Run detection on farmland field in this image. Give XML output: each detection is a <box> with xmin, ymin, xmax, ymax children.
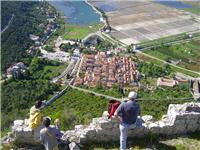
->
<box><xmin>144</xmin><ymin>40</ymin><xmax>200</xmax><ymax>72</ymax></box>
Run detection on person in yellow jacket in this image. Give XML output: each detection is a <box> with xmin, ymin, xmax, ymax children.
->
<box><xmin>28</xmin><ymin>101</ymin><xmax>43</xmax><ymax>129</ymax></box>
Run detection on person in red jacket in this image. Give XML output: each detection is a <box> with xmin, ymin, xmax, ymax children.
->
<box><xmin>108</xmin><ymin>100</ymin><xmax>121</xmax><ymax>119</ymax></box>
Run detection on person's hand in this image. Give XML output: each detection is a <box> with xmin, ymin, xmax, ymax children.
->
<box><xmin>42</xmin><ymin>100</ymin><xmax>46</xmax><ymax>104</ymax></box>
<box><xmin>117</xmin><ymin>116</ymin><xmax>122</xmax><ymax>123</ymax></box>
<box><xmin>111</xmin><ymin>115</ymin><xmax>116</xmax><ymax>119</ymax></box>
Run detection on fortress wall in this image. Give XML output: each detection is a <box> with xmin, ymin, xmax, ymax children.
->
<box><xmin>2</xmin><ymin>102</ymin><xmax>200</xmax><ymax>146</ymax></box>
<box><xmin>62</xmin><ymin>102</ymin><xmax>200</xmax><ymax>144</ymax></box>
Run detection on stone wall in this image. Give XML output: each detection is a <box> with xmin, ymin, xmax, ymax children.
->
<box><xmin>61</xmin><ymin>102</ymin><xmax>200</xmax><ymax>144</ymax></box>
<box><xmin>2</xmin><ymin>102</ymin><xmax>200</xmax><ymax>146</ymax></box>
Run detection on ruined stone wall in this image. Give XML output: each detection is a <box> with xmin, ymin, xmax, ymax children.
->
<box><xmin>62</xmin><ymin>102</ymin><xmax>200</xmax><ymax>144</ymax></box>
<box><xmin>3</xmin><ymin>102</ymin><xmax>200</xmax><ymax>146</ymax></box>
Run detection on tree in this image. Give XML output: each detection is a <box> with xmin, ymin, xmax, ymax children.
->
<box><xmin>45</xmin><ymin>45</ymin><xmax>54</xmax><ymax>52</ymax></box>
<box><xmin>29</xmin><ymin>57</ymin><xmax>43</xmax><ymax>74</ymax></box>
<box><xmin>60</xmin><ymin>43</ymin><xmax>73</xmax><ymax>52</ymax></box>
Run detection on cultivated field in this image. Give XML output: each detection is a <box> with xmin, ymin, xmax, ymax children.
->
<box><xmin>144</xmin><ymin>40</ymin><xmax>200</xmax><ymax>72</ymax></box>
<box><xmin>89</xmin><ymin>0</ymin><xmax>200</xmax><ymax>45</ymax></box>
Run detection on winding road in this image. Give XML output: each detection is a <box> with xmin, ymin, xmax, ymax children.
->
<box><xmin>1</xmin><ymin>14</ymin><xmax>14</xmax><ymax>34</ymax></box>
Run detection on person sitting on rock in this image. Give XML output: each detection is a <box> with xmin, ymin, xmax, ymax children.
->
<box><xmin>40</xmin><ymin>117</ymin><xmax>59</xmax><ymax>150</ymax></box>
<box><xmin>54</xmin><ymin>118</ymin><xmax>64</xmax><ymax>139</ymax></box>
<box><xmin>28</xmin><ymin>100</ymin><xmax>44</xmax><ymax>129</ymax></box>
<box><xmin>54</xmin><ymin>119</ymin><xmax>61</xmax><ymax>130</ymax></box>
<box><xmin>54</xmin><ymin>118</ymin><xmax>69</xmax><ymax>149</ymax></box>
<box><xmin>114</xmin><ymin>91</ymin><xmax>141</xmax><ymax>150</ymax></box>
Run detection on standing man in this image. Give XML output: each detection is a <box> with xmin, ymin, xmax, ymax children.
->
<box><xmin>40</xmin><ymin>117</ymin><xmax>59</xmax><ymax>150</ymax></box>
<box><xmin>114</xmin><ymin>91</ymin><xmax>140</xmax><ymax>150</ymax></box>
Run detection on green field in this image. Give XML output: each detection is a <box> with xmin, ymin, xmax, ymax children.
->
<box><xmin>144</xmin><ymin>40</ymin><xmax>200</xmax><ymax>72</ymax></box>
<box><xmin>135</xmin><ymin>53</ymin><xmax>199</xmax><ymax>77</ymax></box>
<box><xmin>33</xmin><ymin>62</ymin><xmax>68</xmax><ymax>79</ymax></box>
<box><xmin>62</xmin><ymin>23</ymin><xmax>103</xmax><ymax>40</ymax></box>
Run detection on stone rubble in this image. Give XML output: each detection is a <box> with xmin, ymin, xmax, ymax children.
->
<box><xmin>2</xmin><ymin>102</ymin><xmax>200</xmax><ymax>147</ymax></box>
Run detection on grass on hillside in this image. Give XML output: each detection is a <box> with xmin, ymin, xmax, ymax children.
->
<box><xmin>79</xmin><ymin>82</ymin><xmax>192</xmax><ymax>120</ymax></box>
<box><xmin>83</xmin><ymin>131</ymin><xmax>200</xmax><ymax>150</ymax></box>
<box><xmin>43</xmin><ymin>88</ymin><xmax>108</xmax><ymax>130</ymax></box>
<box><xmin>37</xmin><ymin>62</ymin><xmax>68</xmax><ymax>79</ymax></box>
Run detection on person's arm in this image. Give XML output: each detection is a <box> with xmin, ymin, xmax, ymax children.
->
<box><xmin>114</xmin><ymin>103</ymin><xmax>122</xmax><ymax>116</ymax></box>
<box><xmin>40</xmin><ymin>131</ymin><xmax>44</xmax><ymax>144</ymax></box>
<box><xmin>114</xmin><ymin>103</ymin><xmax>123</xmax><ymax>122</ymax></box>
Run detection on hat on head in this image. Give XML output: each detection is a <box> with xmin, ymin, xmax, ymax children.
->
<box><xmin>128</xmin><ymin>91</ymin><xmax>137</xmax><ymax>99</ymax></box>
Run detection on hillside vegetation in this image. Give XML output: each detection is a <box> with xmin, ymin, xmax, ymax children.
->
<box><xmin>1</xmin><ymin>1</ymin><xmax>55</xmax><ymax>72</ymax></box>
<box><xmin>86</xmin><ymin>131</ymin><xmax>200</xmax><ymax>150</ymax></box>
<box><xmin>1</xmin><ymin>58</ymin><xmax>67</xmax><ymax>136</ymax></box>
<box><xmin>43</xmin><ymin>89</ymin><xmax>108</xmax><ymax>130</ymax></box>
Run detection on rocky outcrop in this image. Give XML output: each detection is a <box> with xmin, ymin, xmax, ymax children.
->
<box><xmin>2</xmin><ymin>102</ymin><xmax>200</xmax><ymax>147</ymax></box>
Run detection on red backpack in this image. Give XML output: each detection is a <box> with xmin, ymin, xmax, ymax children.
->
<box><xmin>108</xmin><ymin>100</ymin><xmax>121</xmax><ymax>119</ymax></box>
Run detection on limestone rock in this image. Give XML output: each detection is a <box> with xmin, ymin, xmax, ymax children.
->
<box><xmin>98</xmin><ymin>120</ymin><xmax>113</xmax><ymax>129</ymax></box>
<box><xmin>142</xmin><ymin>115</ymin><xmax>154</xmax><ymax>123</ymax></box>
<box><xmin>69</xmin><ymin>142</ymin><xmax>80</xmax><ymax>150</ymax></box>
<box><xmin>148</xmin><ymin>122</ymin><xmax>160</xmax><ymax>134</ymax></box>
<box><xmin>24</xmin><ymin>119</ymin><xmax>29</xmax><ymax>126</ymax></box>
<box><xmin>75</xmin><ymin>125</ymin><xmax>86</xmax><ymax>131</ymax></box>
<box><xmin>102</xmin><ymin>111</ymin><xmax>109</xmax><ymax>118</ymax></box>
<box><xmin>78</xmin><ymin>135</ymin><xmax>87</xmax><ymax>143</ymax></box>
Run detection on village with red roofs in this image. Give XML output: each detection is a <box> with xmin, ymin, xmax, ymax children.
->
<box><xmin>74</xmin><ymin>52</ymin><xmax>139</xmax><ymax>88</ymax></box>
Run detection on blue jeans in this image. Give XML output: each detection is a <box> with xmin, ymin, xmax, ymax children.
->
<box><xmin>119</xmin><ymin>123</ymin><xmax>136</xmax><ymax>150</ymax></box>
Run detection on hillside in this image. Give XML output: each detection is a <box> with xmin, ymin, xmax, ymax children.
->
<box><xmin>1</xmin><ymin>1</ymin><xmax>55</xmax><ymax>72</ymax></box>
<box><xmin>1</xmin><ymin>1</ymin><xmax>199</xmax><ymax>149</ymax></box>
<box><xmin>1</xmin><ymin>58</ymin><xmax>65</xmax><ymax>136</ymax></box>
